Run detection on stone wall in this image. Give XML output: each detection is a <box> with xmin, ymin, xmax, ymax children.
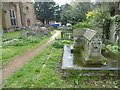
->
<box><xmin>1</xmin><ymin>2</ymin><xmax>36</xmax><ymax>31</ymax></box>
<box><xmin>25</xmin><ymin>2</ymin><xmax>36</xmax><ymax>26</ymax></box>
<box><xmin>0</xmin><ymin>3</ymin><xmax>2</xmax><ymax>29</ymax></box>
<box><xmin>2</xmin><ymin>3</ymin><xmax>16</xmax><ymax>29</ymax></box>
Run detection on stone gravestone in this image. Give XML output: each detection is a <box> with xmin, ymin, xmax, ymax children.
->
<box><xmin>61</xmin><ymin>25</ymin><xmax>67</xmax><ymax>39</ymax></box>
<box><xmin>26</xmin><ymin>26</ymin><xmax>50</xmax><ymax>38</ymax></box>
<box><xmin>34</xmin><ymin>27</ymin><xmax>49</xmax><ymax>38</ymax></box>
<box><xmin>72</xmin><ymin>29</ymin><xmax>86</xmax><ymax>51</ymax></box>
<box><xmin>20</xmin><ymin>27</ymin><xmax>27</xmax><ymax>38</ymax></box>
<box><xmin>62</xmin><ymin>25</ymin><xmax>67</xmax><ymax>32</ymax></box>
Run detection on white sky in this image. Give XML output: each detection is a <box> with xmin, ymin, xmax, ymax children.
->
<box><xmin>54</xmin><ymin>0</ymin><xmax>72</xmax><ymax>6</ymax></box>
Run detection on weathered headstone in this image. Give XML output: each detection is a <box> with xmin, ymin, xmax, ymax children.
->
<box><xmin>26</xmin><ymin>26</ymin><xmax>50</xmax><ymax>38</ymax></box>
<box><xmin>20</xmin><ymin>27</ymin><xmax>27</xmax><ymax>38</ymax></box>
<box><xmin>61</xmin><ymin>25</ymin><xmax>73</xmax><ymax>39</ymax></box>
<box><xmin>73</xmin><ymin>37</ymin><xmax>84</xmax><ymax>48</ymax></box>
<box><xmin>73</xmin><ymin>29</ymin><xmax>86</xmax><ymax>37</ymax></box>
<box><xmin>71</xmin><ymin>29</ymin><xmax>86</xmax><ymax>52</ymax></box>
<box><xmin>62</xmin><ymin>25</ymin><xmax>67</xmax><ymax>32</ymax></box>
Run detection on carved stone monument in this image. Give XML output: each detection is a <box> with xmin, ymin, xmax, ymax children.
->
<box><xmin>83</xmin><ymin>29</ymin><xmax>107</xmax><ymax>65</ymax></box>
<box><xmin>62</xmin><ymin>28</ymin><xmax>119</xmax><ymax>73</ymax></box>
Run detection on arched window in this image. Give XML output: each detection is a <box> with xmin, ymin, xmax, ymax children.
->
<box><xmin>9</xmin><ymin>10</ymin><xmax>16</xmax><ymax>25</ymax></box>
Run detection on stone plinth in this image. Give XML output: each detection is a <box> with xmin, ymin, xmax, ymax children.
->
<box><xmin>62</xmin><ymin>45</ymin><xmax>119</xmax><ymax>72</ymax></box>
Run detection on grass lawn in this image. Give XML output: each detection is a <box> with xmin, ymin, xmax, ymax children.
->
<box><xmin>2</xmin><ymin>31</ymin><xmax>55</xmax><ymax>66</ymax></box>
<box><xmin>3</xmin><ymin>31</ymin><xmax>21</xmax><ymax>42</ymax></box>
<box><xmin>3</xmin><ymin>40</ymin><xmax>118</xmax><ymax>88</ymax></box>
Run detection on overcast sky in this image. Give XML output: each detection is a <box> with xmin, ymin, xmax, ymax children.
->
<box><xmin>54</xmin><ymin>0</ymin><xmax>72</xmax><ymax>6</ymax></box>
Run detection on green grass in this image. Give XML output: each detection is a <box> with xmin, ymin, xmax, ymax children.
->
<box><xmin>2</xmin><ymin>31</ymin><xmax>55</xmax><ymax>66</ymax></box>
<box><xmin>3</xmin><ymin>31</ymin><xmax>21</xmax><ymax>41</ymax></box>
<box><xmin>3</xmin><ymin>40</ymin><xmax>118</xmax><ymax>88</ymax></box>
<box><xmin>56</xmin><ymin>32</ymin><xmax>61</xmax><ymax>39</ymax></box>
<box><xmin>54</xmin><ymin>29</ymin><xmax>62</xmax><ymax>31</ymax></box>
<box><xmin>51</xmin><ymin>30</ymin><xmax>56</xmax><ymax>35</ymax></box>
<box><xmin>3</xmin><ymin>44</ymin><xmax>66</xmax><ymax>88</ymax></box>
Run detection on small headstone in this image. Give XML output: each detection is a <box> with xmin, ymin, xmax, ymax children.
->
<box><xmin>62</xmin><ymin>25</ymin><xmax>67</xmax><ymax>32</ymax></box>
<box><xmin>20</xmin><ymin>27</ymin><xmax>27</xmax><ymax>38</ymax></box>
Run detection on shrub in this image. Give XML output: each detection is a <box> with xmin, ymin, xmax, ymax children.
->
<box><xmin>106</xmin><ymin>45</ymin><xmax>120</xmax><ymax>55</ymax></box>
<box><xmin>72</xmin><ymin>22</ymin><xmax>94</xmax><ymax>29</ymax></box>
<box><xmin>86</xmin><ymin>11</ymin><xmax>95</xmax><ymax>21</ymax></box>
<box><xmin>52</xmin><ymin>41</ymin><xmax>64</xmax><ymax>48</ymax></box>
<box><xmin>86</xmin><ymin>7</ymin><xmax>111</xmax><ymax>28</ymax></box>
<box><xmin>3</xmin><ymin>37</ymin><xmax>40</xmax><ymax>48</ymax></box>
<box><xmin>52</xmin><ymin>40</ymin><xmax>72</xmax><ymax>48</ymax></box>
<box><xmin>64</xmin><ymin>33</ymin><xmax>70</xmax><ymax>36</ymax></box>
<box><xmin>86</xmin><ymin>7</ymin><xmax>111</xmax><ymax>39</ymax></box>
<box><xmin>61</xmin><ymin>40</ymin><xmax>71</xmax><ymax>44</ymax></box>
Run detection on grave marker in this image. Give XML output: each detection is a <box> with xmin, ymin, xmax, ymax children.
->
<box><xmin>20</xmin><ymin>27</ymin><xmax>27</xmax><ymax>38</ymax></box>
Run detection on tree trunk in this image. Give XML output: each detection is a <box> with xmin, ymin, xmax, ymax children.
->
<box><xmin>41</xmin><ymin>20</ymin><xmax>45</xmax><ymax>26</ymax></box>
